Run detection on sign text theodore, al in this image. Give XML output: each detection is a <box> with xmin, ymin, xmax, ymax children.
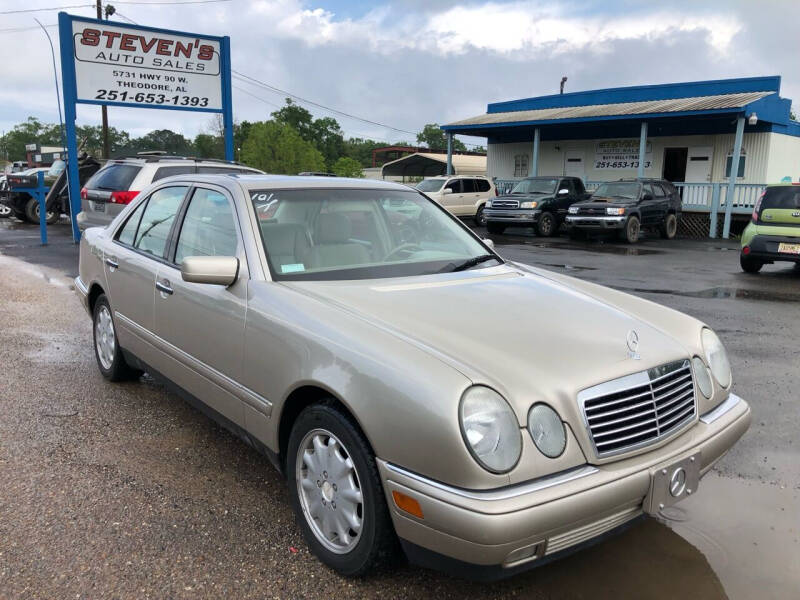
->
<box><xmin>72</xmin><ymin>21</ymin><xmax>222</xmax><ymax>110</ymax></box>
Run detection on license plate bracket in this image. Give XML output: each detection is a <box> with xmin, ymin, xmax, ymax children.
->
<box><xmin>92</xmin><ymin>201</ymin><xmax>105</xmax><ymax>212</ymax></box>
<box><xmin>644</xmin><ymin>453</ymin><xmax>700</xmax><ymax>515</ymax></box>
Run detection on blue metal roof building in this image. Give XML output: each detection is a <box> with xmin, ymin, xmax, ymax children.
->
<box><xmin>441</xmin><ymin>76</ymin><xmax>800</xmax><ymax>237</ymax></box>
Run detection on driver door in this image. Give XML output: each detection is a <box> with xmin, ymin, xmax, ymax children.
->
<box><xmin>441</xmin><ymin>178</ymin><xmax>464</xmax><ymax>214</ymax></box>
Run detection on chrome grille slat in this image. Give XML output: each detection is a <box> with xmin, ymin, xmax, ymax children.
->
<box><xmin>578</xmin><ymin>360</ymin><xmax>697</xmax><ymax>457</ymax></box>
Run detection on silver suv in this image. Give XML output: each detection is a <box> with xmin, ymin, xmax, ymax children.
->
<box><xmin>77</xmin><ymin>155</ymin><xmax>263</xmax><ymax>230</ymax></box>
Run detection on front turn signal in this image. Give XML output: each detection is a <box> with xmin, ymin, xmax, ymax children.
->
<box><xmin>392</xmin><ymin>491</ymin><xmax>424</xmax><ymax>519</ymax></box>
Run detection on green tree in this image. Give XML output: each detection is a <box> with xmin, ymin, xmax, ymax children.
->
<box><xmin>310</xmin><ymin>116</ymin><xmax>345</xmax><ymax>170</ymax></box>
<box><xmin>342</xmin><ymin>137</ymin><xmax>391</xmax><ymax>168</ymax></box>
<box><xmin>271</xmin><ymin>99</ymin><xmax>314</xmax><ymax>141</ymax></box>
<box><xmin>332</xmin><ymin>156</ymin><xmax>364</xmax><ymax>178</ymax></box>
<box><xmin>416</xmin><ymin>123</ymin><xmax>467</xmax><ymax>152</ymax></box>
<box><xmin>0</xmin><ymin>116</ymin><xmax>62</xmax><ymax>161</ymax></box>
<box><xmin>117</xmin><ymin>129</ymin><xmax>193</xmax><ymax>156</ymax></box>
<box><xmin>75</xmin><ymin>124</ymin><xmax>130</xmax><ymax>157</ymax></box>
<box><xmin>241</xmin><ymin>121</ymin><xmax>326</xmax><ymax>174</ymax></box>
<box><xmin>193</xmin><ymin>133</ymin><xmax>224</xmax><ymax>159</ymax></box>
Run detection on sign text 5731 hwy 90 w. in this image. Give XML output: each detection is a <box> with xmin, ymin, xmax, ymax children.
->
<box><xmin>72</xmin><ymin>21</ymin><xmax>222</xmax><ymax>110</ymax></box>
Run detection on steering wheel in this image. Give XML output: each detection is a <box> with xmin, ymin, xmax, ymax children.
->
<box><xmin>384</xmin><ymin>243</ymin><xmax>423</xmax><ymax>261</ymax></box>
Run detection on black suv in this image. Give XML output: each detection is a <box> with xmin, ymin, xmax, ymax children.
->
<box><xmin>566</xmin><ymin>178</ymin><xmax>681</xmax><ymax>243</ymax></box>
<box><xmin>484</xmin><ymin>176</ymin><xmax>590</xmax><ymax>236</ymax></box>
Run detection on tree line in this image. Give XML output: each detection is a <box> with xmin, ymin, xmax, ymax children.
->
<box><xmin>0</xmin><ymin>100</ymin><xmax>483</xmax><ymax>177</ymax></box>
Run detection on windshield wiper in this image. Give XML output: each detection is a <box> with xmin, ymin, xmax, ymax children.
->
<box><xmin>440</xmin><ymin>254</ymin><xmax>497</xmax><ymax>273</ymax></box>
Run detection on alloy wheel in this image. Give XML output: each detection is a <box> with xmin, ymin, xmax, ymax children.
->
<box><xmin>95</xmin><ymin>305</ymin><xmax>116</xmax><ymax>370</ymax></box>
<box><xmin>296</xmin><ymin>428</ymin><xmax>364</xmax><ymax>554</ymax></box>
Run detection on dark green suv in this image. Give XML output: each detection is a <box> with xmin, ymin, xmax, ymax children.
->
<box><xmin>740</xmin><ymin>184</ymin><xmax>800</xmax><ymax>273</ymax></box>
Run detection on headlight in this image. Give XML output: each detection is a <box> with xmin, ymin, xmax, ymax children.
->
<box><xmin>520</xmin><ymin>201</ymin><xmax>538</xmax><ymax>209</ymax></box>
<box><xmin>527</xmin><ymin>404</ymin><xmax>567</xmax><ymax>458</ymax></box>
<box><xmin>459</xmin><ymin>386</ymin><xmax>522</xmax><ymax>473</ymax></box>
<box><xmin>568</xmin><ymin>206</ymin><xmax>579</xmax><ymax>214</ymax></box>
<box><xmin>701</xmin><ymin>328</ymin><xmax>731</xmax><ymax>388</ymax></box>
<box><xmin>692</xmin><ymin>356</ymin><xmax>713</xmax><ymax>399</ymax></box>
<box><xmin>606</xmin><ymin>207</ymin><xmax>626</xmax><ymax>215</ymax></box>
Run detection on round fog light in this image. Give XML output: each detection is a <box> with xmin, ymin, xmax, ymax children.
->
<box><xmin>528</xmin><ymin>404</ymin><xmax>567</xmax><ymax>458</ymax></box>
<box><xmin>692</xmin><ymin>357</ymin><xmax>713</xmax><ymax>399</ymax></box>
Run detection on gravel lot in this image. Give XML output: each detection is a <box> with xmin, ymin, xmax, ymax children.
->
<box><xmin>1</xmin><ymin>220</ymin><xmax>798</xmax><ymax>599</ymax></box>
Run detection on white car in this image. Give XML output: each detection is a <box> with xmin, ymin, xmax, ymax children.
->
<box><xmin>417</xmin><ymin>175</ymin><xmax>496</xmax><ymax>226</ymax></box>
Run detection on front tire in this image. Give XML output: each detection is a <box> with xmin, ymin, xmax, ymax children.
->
<box><xmin>474</xmin><ymin>204</ymin><xmax>487</xmax><ymax>227</ymax></box>
<box><xmin>660</xmin><ymin>213</ymin><xmax>678</xmax><ymax>239</ymax></box>
<box><xmin>287</xmin><ymin>402</ymin><xmax>397</xmax><ymax>576</ymax></box>
<box><xmin>536</xmin><ymin>212</ymin><xmax>556</xmax><ymax>237</ymax></box>
<box><xmin>92</xmin><ymin>294</ymin><xmax>142</xmax><ymax>381</ymax></box>
<box><xmin>0</xmin><ymin>203</ymin><xmax>11</xmax><ymax>218</ymax></box>
<box><xmin>740</xmin><ymin>255</ymin><xmax>763</xmax><ymax>274</ymax></box>
<box><xmin>619</xmin><ymin>216</ymin><xmax>640</xmax><ymax>244</ymax></box>
<box><xmin>487</xmin><ymin>222</ymin><xmax>506</xmax><ymax>234</ymax></box>
<box><xmin>25</xmin><ymin>197</ymin><xmax>59</xmax><ymax>225</ymax></box>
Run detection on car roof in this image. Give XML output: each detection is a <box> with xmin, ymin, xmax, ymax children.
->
<box><xmin>153</xmin><ymin>173</ymin><xmax>414</xmax><ymax>192</ymax></box>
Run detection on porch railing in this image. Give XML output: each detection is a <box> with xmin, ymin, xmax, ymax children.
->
<box><xmin>492</xmin><ymin>179</ymin><xmax>764</xmax><ymax>238</ymax></box>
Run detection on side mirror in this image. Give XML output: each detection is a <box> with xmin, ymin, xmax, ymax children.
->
<box><xmin>482</xmin><ymin>238</ymin><xmax>495</xmax><ymax>249</ymax></box>
<box><xmin>558</xmin><ymin>188</ymin><xmax>569</xmax><ymax>195</ymax></box>
<box><xmin>181</xmin><ymin>256</ymin><xmax>239</xmax><ymax>286</ymax></box>
<box><xmin>442</xmin><ymin>188</ymin><xmax>453</xmax><ymax>195</ymax></box>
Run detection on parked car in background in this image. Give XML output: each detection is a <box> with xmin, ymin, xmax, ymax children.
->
<box><xmin>0</xmin><ymin>175</ymin><xmax>10</xmax><ymax>218</ymax></box>
<box><xmin>75</xmin><ymin>174</ymin><xmax>749</xmax><ymax>579</ymax></box>
<box><xmin>77</xmin><ymin>156</ymin><xmax>263</xmax><ymax>230</ymax></box>
<box><xmin>298</xmin><ymin>172</ymin><xmax>337</xmax><ymax>177</ymax></box>
<box><xmin>3</xmin><ymin>167</ymin><xmax>52</xmax><ymax>222</ymax></box>
<box><xmin>740</xmin><ymin>183</ymin><xmax>800</xmax><ymax>273</ymax></box>
<box><xmin>483</xmin><ymin>176</ymin><xmax>590</xmax><ymax>236</ymax></box>
<box><xmin>566</xmin><ymin>179</ymin><xmax>681</xmax><ymax>243</ymax></box>
<box><xmin>416</xmin><ymin>175</ymin><xmax>496</xmax><ymax>226</ymax></box>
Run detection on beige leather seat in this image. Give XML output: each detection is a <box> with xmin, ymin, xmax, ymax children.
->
<box><xmin>310</xmin><ymin>213</ymin><xmax>370</xmax><ymax>269</ymax></box>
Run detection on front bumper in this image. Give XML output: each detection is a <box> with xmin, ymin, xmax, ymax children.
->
<box><xmin>74</xmin><ymin>276</ymin><xmax>91</xmax><ymax>316</ymax></box>
<box><xmin>566</xmin><ymin>215</ymin><xmax>626</xmax><ymax>229</ymax></box>
<box><xmin>379</xmin><ymin>393</ymin><xmax>750</xmax><ymax>580</ymax></box>
<box><xmin>742</xmin><ymin>234</ymin><xmax>800</xmax><ymax>263</ymax></box>
<box><xmin>484</xmin><ymin>208</ymin><xmax>540</xmax><ymax>224</ymax></box>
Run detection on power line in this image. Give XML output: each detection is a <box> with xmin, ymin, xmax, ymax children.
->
<box><xmin>0</xmin><ymin>4</ymin><xmax>93</xmax><ymax>15</ymax></box>
<box><xmin>113</xmin><ymin>0</ymin><xmax>233</xmax><ymax>5</ymax></box>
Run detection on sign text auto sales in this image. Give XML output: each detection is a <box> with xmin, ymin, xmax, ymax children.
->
<box><xmin>72</xmin><ymin>22</ymin><xmax>223</xmax><ymax>110</ymax></box>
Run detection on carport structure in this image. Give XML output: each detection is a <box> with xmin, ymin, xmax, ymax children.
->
<box><xmin>381</xmin><ymin>152</ymin><xmax>487</xmax><ymax>180</ymax></box>
<box><xmin>442</xmin><ymin>76</ymin><xmax>800</xmax><ymax>237</ymax></box>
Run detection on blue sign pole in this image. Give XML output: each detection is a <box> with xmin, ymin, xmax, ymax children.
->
<box><xmin>221</xmin><ymin>36</ymin><xmax>235</xmax><ymax>162</ymax></box>
<box><xmin>58</xmin><ymin>12</ymin><xmax>82</xmax><ymax>243</ymax></box>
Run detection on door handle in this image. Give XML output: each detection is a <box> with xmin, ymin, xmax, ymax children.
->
<box><xmin>105</xmin><ymin>257</ymin><xmax>119</xmax><ymax>270</ymax></box>
<box><xmin>155</xmin><ymin>280</ymin><xmax>173</xmax><ymax>295</ymax></box>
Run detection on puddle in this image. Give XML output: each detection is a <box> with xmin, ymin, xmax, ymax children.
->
<box><xmin>537</xmin><ymin>262</ymin><xmax>598</xmax><ymax>271</ymax></box>
<box><xmin>615</xmin><ymin>285</ymin><xmax>800</xmax><ymax>303</ymax></box>
<box><xmin>489</xmin><ymin>235</ymin><xmax>662</xmax><ymax>255</ymax></box>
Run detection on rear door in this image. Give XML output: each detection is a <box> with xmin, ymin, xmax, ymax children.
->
<box><xmin>458</xmin><ymin>177</ymin><xmax>479</xmax><ymax>215</ymax></box>
<box><xmin>153</xmin><ymin>184</ymin><xmax>249</xmax><ymax>426</ymax></box>
<box><xmin>104</xmin><ymin>185</ymin><xmax>188</xmax><ymax>363</ymax></box>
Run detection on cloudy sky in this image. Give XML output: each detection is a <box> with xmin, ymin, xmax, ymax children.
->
<box><xmin>1</xmin><ymin>0</ymin><xmax>798</xmax><ymax>148</ymax></box>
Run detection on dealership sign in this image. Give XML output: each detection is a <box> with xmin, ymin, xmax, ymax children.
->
<box><xmin>58</xmin><ymin>12</ymin><xmax>234</xmax><ymax>242</ymax></box>
<box><xmin>594</xmin><ymin>139</ymin><xmax>652</xmax><ymax>170</ymax></box>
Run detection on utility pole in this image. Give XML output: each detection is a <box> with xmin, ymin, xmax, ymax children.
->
<box><xmin>97</xmin><ymin>0</ymin><xmax>111</xmax><ymax>159</ymax></box>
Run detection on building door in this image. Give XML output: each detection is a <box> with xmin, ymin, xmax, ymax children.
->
<box><xmin>683</xmin><ymin>146</ymin><xmax>713</xmax><ymax>205</ymax></box>
<box><xmin>662</xmin><ymin>148</ymin><xmax>688</xmax><ymax>183</ymax></box>
<box><xmin>564</xmin><ymin>151</ymin><xmax>585</xmax><ymax>179</ymax></box>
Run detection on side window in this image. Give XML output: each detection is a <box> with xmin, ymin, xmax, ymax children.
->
<box><xmin>654</xmin><ymin>183</ymin><xmax>667</xmax><ymax>197</ymax></box>
<box><xmin>152</xmin><ymin>165</ymin><xmax>196</xmax><ymax>182</ymax></box>
<box><xmin>116</xmin><ymin>200</ymin><xmax>148</xmax><ymax>245</ymax></box>
<box><xmin>476</xmin><ymin>178</ymin><xmax>490</xmax><ymax>193</ymax></box>
<box><xmin>573</xmin><ymin>179</ymin><xmax>586</xmax><ymax>194</ymax></box>
<box><xmin>560</xmin><ymin>180</ymin><xmax>574</xmax><ymax>194</ymax></box>
<box><xmin>461</xmin><ymin>178</ymin><xmax>477</xmax><ymax>193</ymax></box>
<box><xmin>445</xmin><ymin>179</ymin><xmax>461</xmax><ymax>193</ymax></box>
<box><xmin>175</xmin><ymin>188</ymin><xmax>239</xmax><ymax>264</ymax></box>
<box><xmin>133</xmin><ymin>186</ymin><xmax>188</xmax><ymax>258</ymax></box>
<box><xmin>642</xmin><ymin>183</ymin><xmax>655</xmax><ymax>198</ymax></box>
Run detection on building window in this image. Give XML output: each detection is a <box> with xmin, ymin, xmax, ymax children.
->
<box><xmin>725</xmin><ymin>149</ymin><xmax>746</xmax><ymax>178</ymax></box>
<box><xmin>514</xmin><ymin>154</ymin><xmax>529</xmax><ymax>177</ymax></box>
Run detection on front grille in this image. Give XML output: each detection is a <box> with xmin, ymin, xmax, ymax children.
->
<box><xmin>577</xmin><ymin>206</ymin><xmax>607</xmax><ymax>216</ymax></box>
<box><xmin>491</xmin><ymin>200</ymin><xmax>519</xmax><ymax>209</ymax></box>
<box><xmin>578</xmin><ymin>360</ymin><xmax>696</xmax><ymax>457</ymax></box>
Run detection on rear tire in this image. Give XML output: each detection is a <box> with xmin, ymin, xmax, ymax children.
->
<box><xmin>287</xmin><ymin>402</ymin><xmax>398</xmax><ymax>576</ymax></box>
<box><xmin>619</xmin><ymin>216</ymin><xmax>640</xmax><ymax>244</ymax></box>
<box><xmin>0</xmin><ymin>203</ymin><xmax>11</xmax><ymax>218</ymax></box>
<box><xmin>92</xmin><ymin>294</ymin><xmax>142</xmax><ymax>381</ymax></box>
<box><xmin>536</xmin><ymin>212</ymin><xmax>556</xmax><ymax>237</ymax></box>
<box><xmin>24</xmin><ymin>197</ymin><xmax>59</xmax><ymax>225</ymax></box>
<box><xmin>660</xmin><ymin>213</ymin><xmax>678</xmax><ymax>239</ymax></box>
<box><xmin>740</xmin><ymin>255</ymin><xmax>763</xmax><ymax>274</ymax></box>
<box><xmin>474</xmin><ymin>204</ymin><xmax>487</xmax><ymax>227</ymax></box>
<box><xmin>487</xmin><ymin>223</ymin><xmax>506</xmax><ymax>234</ymax></box>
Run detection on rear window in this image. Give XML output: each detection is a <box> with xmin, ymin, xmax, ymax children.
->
<box><xmin>197</xmin><ymin>165</ymin><xmax>259</xmax><ymax>175</ymax></box>
<box><xmin>476</xmin><ymin>179</ymin><xmax>490</xmax><ymax>192</ymax></box>
<box><xmin>152</xmin><ymin>165</ymin><xmax>196</xmax><ymax>181</ymax></box>
<box><xmin>86</xmin><ymin>164</ymin><xmax>141</xmax><ymax>191</ymax></box>
<box><xmin>762</xmin><ymin>187</ymin><xmax>800</xmax><ymax>210</ymax></box>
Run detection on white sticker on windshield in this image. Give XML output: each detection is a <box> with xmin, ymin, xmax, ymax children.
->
<box><xmin>281</xmin><ymin>263</ymin><xmax>305</xmax><ymax>273</ymax></box>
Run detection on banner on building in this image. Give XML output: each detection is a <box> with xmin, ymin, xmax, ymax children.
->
<box><xmin>594</xmin><ymin>139</ymin><xmax>652</xmax><ymax>170</ymax></box>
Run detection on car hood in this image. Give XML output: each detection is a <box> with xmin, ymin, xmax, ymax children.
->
<box><xmin>286</xmin><ymin>264</ymin><xmax>692</xmax><ymax>426</ymax></box>
<box><xmin>497</xmin><ymin>192</ymin><xmax>554</xmax><ymax>202</ymax></box>
<box><xmin>580</xmin><ymin>196</ymin><xmax>637</xmax><ymax>208</ymax></box>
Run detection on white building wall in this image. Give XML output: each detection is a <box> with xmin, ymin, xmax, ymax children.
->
<box><xmin>765</xmin><ymin>133</ymin><xmax>800</xmax><ymax>183</ymax></box>
<box><xmin>487</xmin><ymin>132</ymin><xmax>774</xmax><ymax>183</ymax></box>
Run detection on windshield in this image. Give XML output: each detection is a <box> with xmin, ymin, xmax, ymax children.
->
<box><xmin>511</xmin><ymin>178</ymin><xmax>558</xmax><ymax>194</ymax></box>
<box><xmin>48</xmin><ymin>160</ymin><xmax>65</xmax><ymax>177</ymax></box>
<box><xmin>251</xmin><ymin>188</ymin><xmax>499</xmax><ymax>280</ymax></box>
<box><xmin>593</xmin><ymin>182</ymin><xmax>640</xmax><ymax>200</ymax></box>
<box><xmin>416</xmin><ymin>179</ymin><xmax>445</xmax><ymax>192</ymax></box>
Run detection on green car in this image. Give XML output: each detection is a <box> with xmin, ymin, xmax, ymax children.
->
<box><xmin>740</xmin><ymin>184</ymin><xmax>800</xmax><ymax>273</ymax></box>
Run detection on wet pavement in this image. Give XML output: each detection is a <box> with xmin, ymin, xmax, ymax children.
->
<box><xmin>1</xmin><ymin>219</ymin><xmax>798</xmax><ymax>599</ymax></box>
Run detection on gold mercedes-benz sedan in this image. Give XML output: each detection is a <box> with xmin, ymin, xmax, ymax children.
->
<box><xmin>75</xmin><ymin>174</ymin><xmax>750</xmax><ymax>579</ymax></box>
